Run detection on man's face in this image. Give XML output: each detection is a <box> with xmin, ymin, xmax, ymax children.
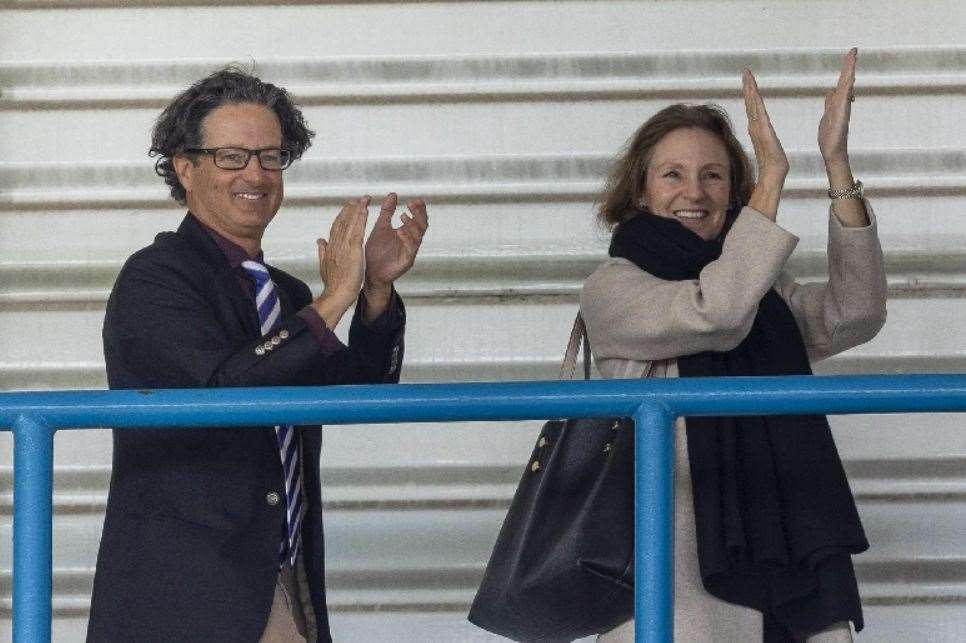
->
<box><xmin>176</xmin><ymin>102</ymin><xmax>285</xmax><ymax>248</ymax></box>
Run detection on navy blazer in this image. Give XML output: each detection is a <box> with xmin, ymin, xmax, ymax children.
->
<box><xmin>87</xmin><ymin>214</ymin><xmax>404</xmax><ymax>643</ymax></box>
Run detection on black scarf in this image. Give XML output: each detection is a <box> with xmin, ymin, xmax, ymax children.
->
<box><xmin>610</xmin><ymin>210</ymin><xmax>868</xmax><ymax>641</ymax></box>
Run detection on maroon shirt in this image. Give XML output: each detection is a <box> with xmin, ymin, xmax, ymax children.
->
<box><xmin>196</xmin><ymin>215</ymin><xmax>400</xmax><ymax>356</ymax></box>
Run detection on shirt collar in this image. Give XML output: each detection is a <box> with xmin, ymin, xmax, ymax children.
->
<box><xmin>189</xmin><ymin>212</ymin><xmax>264</xmax><ymax>268</ymax></box>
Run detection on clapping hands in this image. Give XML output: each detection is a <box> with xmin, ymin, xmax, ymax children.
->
<box><xmin>818</xmin><ymin>48</ymin><xmax>857</xmax><ymax>169</ymax></box>
<box><xmin>743</xmin><ymin>68</ymin><xmax>789</xmax><ymax>188</ymax></box>
<box><xmin>364</xmin><ymin>193</ymin><xmax>429</xmax><ymax>294</ymax></box>
<box><xmin>313</xmin><ymin>194</ymin><xmax>428</xmax><ymax>327</ymax></box>
<box><xmin>742</xmin><ymin>67</ymin><xmax>788</xmax><ymax>219</ymax></box>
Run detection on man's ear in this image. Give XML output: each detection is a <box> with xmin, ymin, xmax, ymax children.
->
<box><xmin>172</xmin><ymin>154</ymin><xmax>195</xmax><ymax>194</ymax></box>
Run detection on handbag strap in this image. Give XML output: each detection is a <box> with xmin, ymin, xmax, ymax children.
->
<box><xmin>559</xmin><ymin>314</ymin><xmax>593</xmax><ymax>381</ymax></box>
<box><xmin>559</xmin><ymin>313</ymin><xmax>654</xmax><ymax>381</ymax></box>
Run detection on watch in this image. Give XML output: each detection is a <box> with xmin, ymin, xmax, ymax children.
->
<box><xmin>827</xmin><ymin>180</ymin><xmax>863</xmax><ymax>200</ymax></box>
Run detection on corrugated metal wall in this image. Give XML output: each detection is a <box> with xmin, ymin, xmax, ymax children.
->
<box><xmin>1</xmin><ymin>1</ymin><xmax>964</xmax><ymax>640</ymax></box>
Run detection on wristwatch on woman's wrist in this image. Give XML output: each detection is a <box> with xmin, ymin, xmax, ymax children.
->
<box><xmin>827</xmin><ymin>180</ymin><xmax>863</xmax><ymax>200</ymax></box>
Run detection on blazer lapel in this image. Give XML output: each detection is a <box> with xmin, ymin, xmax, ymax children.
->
<box><xmin>176</xmin><ymin>214</ymin><xmax>261</xmax><ymax>338</ymax></box>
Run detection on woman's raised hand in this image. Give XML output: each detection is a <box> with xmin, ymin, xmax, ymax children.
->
<box><xmin>819</xmin><ymin>48</ymin><xmax>868</xmax><ymax>227</ymax></box>
<box><xmin>743</xmin><ymin>68</ymin><xmax>788</xmax><ymax>219</ymax></box>
<box><xmin>818</xmin><ymin>48</ymin><xmax>857</xmax><ymax>168</ymax></box>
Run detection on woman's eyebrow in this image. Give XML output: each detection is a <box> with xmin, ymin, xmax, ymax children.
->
<box><xmin>652</xmin><ymin>160</ymin><xmax>728</xmax><ymax>170</ymax></box>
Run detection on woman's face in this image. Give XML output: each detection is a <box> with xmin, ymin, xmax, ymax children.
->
<box><xmin>641</xmin><ymin>127</ymin><xmax>732</xmax><ymax>241</ymax></box>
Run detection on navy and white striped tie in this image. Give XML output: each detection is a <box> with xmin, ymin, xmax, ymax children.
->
<box><xmin>241</xmin><ymin>260</ymin><xmax>305</xmax><ymax>567</ymax></box>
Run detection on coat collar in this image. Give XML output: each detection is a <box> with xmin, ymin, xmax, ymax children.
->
<box><xmin>176</xmin><ymin>213</ymin><xmax>261</xmax><ymax>336</ymax></box>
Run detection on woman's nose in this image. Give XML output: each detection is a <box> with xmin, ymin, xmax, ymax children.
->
<box><xmin>682</xmin><ymin>176</ymin><xmax>706</xmax><ymax>200</ymax></box>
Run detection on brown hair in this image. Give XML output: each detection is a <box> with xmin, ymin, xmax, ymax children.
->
<box><xmin>150</xmin><ymin>66</ymin><xmax>315</xmax><ymax>204</ymax></box>
<box><xmin>597</xmin><ymin>103</ymin><xmax>754</xmax><ymax>228</ymax></box>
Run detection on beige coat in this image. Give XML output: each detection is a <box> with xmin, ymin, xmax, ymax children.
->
<box><xmin>580</xmin><ymin>205</ymin><xmax>887</xmax><ymax>642</ymax></box>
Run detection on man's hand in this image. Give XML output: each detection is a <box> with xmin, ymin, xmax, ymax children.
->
<box><xmin>362</xmin><ymin>193</ymin><xmax>429</xmax><ymax>320</ymax></box>
<box><xmin>312</xmin><ymin>197</ymin><xmax>369</xmax><ymax>328</ymax></box>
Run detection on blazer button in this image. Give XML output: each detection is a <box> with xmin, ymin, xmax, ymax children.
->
<box><xmin>279</xmin><ymin>329</ymin><xmax>289</xmax><ymax>339</ymax></box>
<box><xmin>266</xmin><ymin>491</ymin><xmax>281</xmax><ymax>506</ymax></box>
<box><xmin>255</xmin><ymin>346</ymin><xmax>266</xmax><ymax>356</ymax></box>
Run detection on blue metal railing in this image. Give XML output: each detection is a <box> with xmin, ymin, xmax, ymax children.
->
<box><xmin>3</xmin><ymin>374</ymin><xmax>966</xmax><ymax>642</ymax></box>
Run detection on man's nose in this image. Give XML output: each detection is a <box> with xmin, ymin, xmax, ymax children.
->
<box><xmin>239</xmin><ymin>154</ymin><xmax>270</xmax><ymax>179</ymax></box>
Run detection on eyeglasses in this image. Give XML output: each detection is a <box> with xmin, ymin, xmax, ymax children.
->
<box><xmin>184</xmin><ymin>147</ymin><xmax>293</xmax><ymax>171</ymax></box>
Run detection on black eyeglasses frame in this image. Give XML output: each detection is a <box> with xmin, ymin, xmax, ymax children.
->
<box><xmin>183</xmin><ymin>147</ymin><xmax>293</xmax><ymax>171</ymax></box>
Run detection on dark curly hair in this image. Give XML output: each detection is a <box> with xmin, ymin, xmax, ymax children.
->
<box><xmin>150</xmin><ymin>67</ymin><xmax>315</xmax><ymax>204</ymax></box>
<box><xmin>597</xmin><ymin>103</ymin><xmax>754</xmax><ymax>228</ymax></box>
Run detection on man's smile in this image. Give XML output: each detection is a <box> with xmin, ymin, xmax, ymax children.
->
<box><xmin>234</xmin><ymin>191</ymin><xmax>267</xmax><ymax>201</ymax></box>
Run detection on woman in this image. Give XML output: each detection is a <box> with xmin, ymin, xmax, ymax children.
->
<box><xmin>580</xmin><ymin>49</ymin><xmax>886</xmax><ymax>642</ymax></box>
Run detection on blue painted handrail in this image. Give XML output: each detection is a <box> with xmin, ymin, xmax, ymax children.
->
<box><xmin>3</xmin><ymin>374</ymin><xmax>966</xmax><ymax>642</ymax></box>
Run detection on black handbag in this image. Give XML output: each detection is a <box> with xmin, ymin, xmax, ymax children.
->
<box><xmin>468</xmin><ymin>314</ymin><xmax>651</xmax><ymax>641</ymax></box>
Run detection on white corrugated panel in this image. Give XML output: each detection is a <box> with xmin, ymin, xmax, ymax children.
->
<box><xmin>1</xmin><ymin>1</ymin><xmax>964</xmax><ymax>641</ymax></box>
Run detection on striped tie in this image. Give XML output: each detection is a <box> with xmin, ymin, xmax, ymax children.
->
<box><xmin>241</xmin><ymin>260</ymin><xmax>305</xmax><ymax>567</ymax></box>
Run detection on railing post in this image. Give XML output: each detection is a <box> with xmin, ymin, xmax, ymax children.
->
<box><xmin>633</xmin><ymin>402</ymin><xmax>675</xmax><ymax>643</ymax></box>
<box><xmin>12</xmin><ymin>414</ymin><xmax>54</xmax><ymax>643</ymax></box>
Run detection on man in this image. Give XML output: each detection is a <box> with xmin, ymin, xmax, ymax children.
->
<box><xmin>87</xmin><ymin>69</ymin><xmax>428</xmax><ymax>642</ymax></box>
